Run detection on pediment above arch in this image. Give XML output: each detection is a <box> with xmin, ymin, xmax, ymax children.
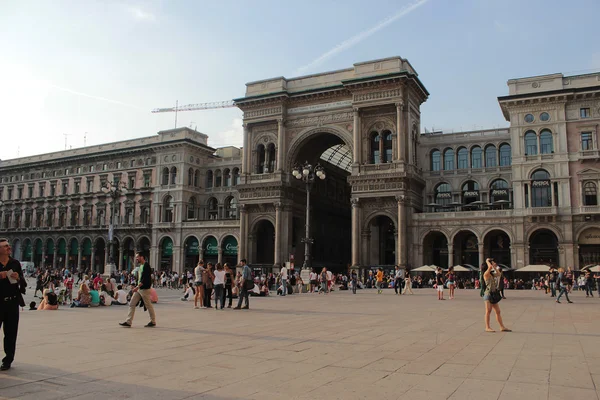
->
<box><xmin>577</xmin><ymin>167</ymin><xmax>600</xmax><ymax>175</ymax></box>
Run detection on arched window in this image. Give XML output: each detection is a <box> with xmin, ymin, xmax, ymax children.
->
<box><xmin>584</xmin><ymin>182</ymin><xmax>598</xmax><ymax>206</ymax></box>
<box><xmin>490</xmin><ymin>179</ymin><xmax>509</xmax><ymax>203</ymax></box>
<box><xmin>370</xmin><ymin>132</ymin><xmax>380</xmax><ymax>164</ymax></box>
<box><xmin>206</xmin><ymin>170</ymin><xmax>213</xmax><ymax>188</ymax></box>
<box><xmin>383</xmin><ymin>130</ymin><xmax>393</xmax><ymax>163</ymax></box>
<box><xmin>215</xmin><ymin>170</ymin><xmax>222</xmax><ymax>187</ymax></box>
<box><xmin>457</xmin><ymin>147</ymin><xmax>468</xmax><ymax>169</ymax></box>
<box><xmin>531</xmin><ymin>169</ymin><xmax>551</xmax><ymax>207</ymax></box>
<box><xmin>499</xmin><ymin>144</ymin><xmax>511</xmax><ymax>166</ymax></box>
<box><xmin>443</xmin><ymin>148</ymin><xmax>454</xmax><ymax>170</ymax></box>
<box><xmin>540</xmin><ymin>129</ymin><xmax>553</xmax><ymax>154</ymax></box>
<box><xmin>161</xmin><ymin>167</ymin><xmax>169</xmax><ymax>185</ymax></box>
<box><xmin>126</xmin><ymin>208</ymin><xmax>134</xmax><ymax>225</ymax></box>
<box><xmin>462</xmin><ymin>180</ymin><xmax>480</xmax><ymax>204</ymax></box>
<box><xmin>524</xmin><ymin>131</ymin><xmax>538</xmax><ymax>155</ymax></box>
<box><xmin>435</xmin><ymin>183</ymin><xmax>452</xmax><ymax>207</ymax></box>
<box><xmin>471</xmin><ymin>146</ymin><xmax>482</xmax><ymax>168</ymax></box>
<box><xmin>224</xmin><ymin>196</ymin><xmax>238</xmax><ymax>219</ymax></box>
<box><xmin>163</xmin><ymin>196</ymin><xmax>174</xmax><ymax>222</ymax></box>
<box><xmin>194</xmin><ymin>169</ymin><xmax>200</xmax><ymax>187</ymax></box>
<box><xmin>485</xmin><ymin>145</ymin><xmax>497</xmax><ymax>167</ymax></box>
<box><xmin>256</xmin><ymin>144</ymin><xmax>265</xmax><ymax>173</ymax></box>
<box><xmin>207</xmin><ymin>197</ymin><xmax>218</xmax><ymax>220</ymax></box>
<box><xmin>223</xmin><ymin>169</ymin><xmax>231</xmax><ymax>187</ymax></box>
<box><xmin>430</xmin><ymin>149</ymin><xmax>441</xmax><ymax>171</ymax></box>
<box><xmin>97</xmin><ymin>209</ymin><xmax>105</xmax><ymax>225</ymax></box>
<box><xmin>187</xmin><ymin>197</ymin><xmax>197</xmax><ymax>220</ymax></box>
<box><xmin>267</xmin><ymin>143</ymin><xmax>276</xmax><ymax>172</ymax></box>
<box><xmin>170</xmin><ymin>167</ymin><xmax>177</xmax><ymax>185</ymax></box>
<box><xmin>187</xmin><ymin>168</ymin><xmax>194</xmax><ymax>186</ymax></box>
<box><xmin>140</xmin><ymin>207</ymin><xmax>149</xmax><ymax>224</ymax></box>
<box><xmin>232</xmin><ymin>168</ymin><xmax>240</xmax><ymax>186</ymax></box>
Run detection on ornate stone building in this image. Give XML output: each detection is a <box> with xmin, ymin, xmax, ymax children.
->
<box><xmin>0</xmin><ymin>128</ymin><xmax>242</xmax><ymax>273</ymax></box>
<box><xmin>2</xmin><ymin>57</ymin><xmax>599</xmax><ymax>273</ymax></box>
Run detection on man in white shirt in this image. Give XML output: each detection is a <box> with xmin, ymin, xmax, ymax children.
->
<box><xmin>113</xmin><ymin>285</ymin><xmax>128</xmax><ymax>305</ymax></box>
<box><xmin>280</xmin><ymin>265</ymin><xmax>288</xmax><ymax>296</ymax></box>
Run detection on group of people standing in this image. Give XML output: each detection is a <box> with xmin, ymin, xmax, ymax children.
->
<box><xmin>192</xmin><ymin>259</ymin><xmax>253</xmax><ymax>310</ymax></box>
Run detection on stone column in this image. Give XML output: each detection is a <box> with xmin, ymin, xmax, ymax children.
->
<box><xmin>352</xmin><ymin>108</ymin><xmax>360</xmax><ymax>165</ymax></box>
<box><xmin>77</xmin><ymin>245</ymin><xmax>83</xmax><ymax>273</ymax></box>
<box><xmin>396</xmin><ymin>195</ymin><xmax>407</xmax><ymax>267</ymax></box>
<box><xmin>478</xmin><ymin>243</ymin><xmax>485</xmax><ymax>269</ymax></box>
<box><xmin>217</xmin><ymin>246</ymin><xmax>223</xmax><ymax>265</ymax></box>
<box><xmin>104</xmin><ymin>246</ymin><xmax>109</xmax><ymax>271</ymax></box>
<box><xmin>274</xmin><ymin>202</ymin><xmax>282</xmax><ymax>267</ymax></box>
<box><xmin>408</xmin><ymin>129</ymin><xmax>414</xmax><ymax>165</ymax></box>
<box><xmin>242</xmin><ymin>124</ymin><xmax>250</xmax><ymax>175</ymax></box>
<box><xmin>53</xmin><ymin>249</ymin><xmax>58</xmax><ymax>269</ymax></box>
<box><xmin>91</xmin><ymin>246</ymin><xmax>96</xmax><ymax>272</ymax></box>
<box><xmin>277</xmin><ymin>119</ymin><xmax>285</xmax><ymax>172</ymax></box>
<box><xmin>351</xmin><ymin>198</ymin><xmax>361</xmax><ymax>267</ymax></box>
<box><xmin>41</xmin><ymin>246</ymin><xmax>46</xmax><ymax>268</ymax></box>
<box><xmin>447</xmin><ymin>244</ymin><xmax>454</xmax><ymax>268</ymax></box>
<box><xmin>238</xmin><ymin>204</ymin><xmax>247</xmax><ymax>264</ymax></box>
<box><xmin>119</xmin><ymin>243</ymin><xmax>125</xmax><ymax>270</ymax></box>
<box><xmin>396</xmin><ymin>102</ymin><xmax>405</xmax><ymax>162</ymax></box>
<box><xmin>551</xmin><ymin>182</ymin><xmax>556</xmax><ymax>207</ymax></box>
<box><xmin>264</xmin><ymin>147</ymin><xmax>271</xmax><ymax>173</ymax></box>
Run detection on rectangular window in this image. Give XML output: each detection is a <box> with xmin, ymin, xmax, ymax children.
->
<box><xmin>580</xmin><ymin>108</ymin><xmax>591</xmax><ymax>118</ymax></box>
<box><xmin>7</xmin><ymin>188</ymin><xmax>13</xmax><ymax>200</ymax></box>
<box><xmin>62</xmin><ymin>182</ymin><xmax>69</xmax><ymax>195</ymax></box>
<box><xmin>50</xmin><ymin>184</ymin><xmax>56</xmax><ymax>196</ymax></box>
<box><xmin>74</xmin><ymin>181</ymin><xmax>80</xmax><ymax>194</ymax></box>
<box><xmin>17</xmin><ymin>187</ymin><xmax>22</xmax><ymax>199</ymax></box>
<box><xmin>0</xmin><ymin>187</ymin><xmax>3</xmax><ymax>200</ymax></box>
<box><xmin>65</xmin><ymin>169</ymin><xmax>69</xmax><ymax>175</ymax></box>
<box><xmin>581</xmin><ymin>132</ymin><xmax>593</xmax><ymax>151</ymax></box>
<box><xmin>524</xmin><ymin>184</ymin><xmax>529</xmax><ymax>208</ymax></box>
<box><xmin>87</xmin><ymin>179</ymin><xmax>93</xmax><ymax>193</ymax></box>
<box><xmin>90</xmin><ymin>165</ymin><xmax>95</xmax><ymax>172</ymax></box>
<box><xmin>129</xmin><ymin>176</ymin><xmax>135</xmax><ymax>189</ymax></box>
<box><xmin>130</xmin><ymin>160</ymin><xmax>135</xmax><ymax>168</ymax></box>
<box><xmin>39</xmin><ymin>184</ymin><xmax>45</xmax><ymax>197</ymax></box>
<box><xmin>143</xmin><ymin>174</ymin><xmax>151</xmax><ymax>187</ymax></box>
<box><xmin>103</xmin><ymin>164</ymin><xmax>107</xmax><ymax>171</ymax></box>
<box><xmin>47</xmin><ymin>212</ymin><xmax>53</xmax><ymax>227</ymax></box>
<box><xmin>553</xmin><ymin>182</ymin><xmax>559</xmax><ymax>207</ymax></box>
<box><xmin>28</xmin><ymin>186</ymin><xmax>33</xmax><ymax>198</ymax></box>
<box><xmin>77</xmin><ymin>167</ymin><xmax>81</xmax><ymax>174</ymax></box>
<box><xmin>117</xmin><ymin>162</ymin><xmax>122</xmax><ymax>169</ymax></box>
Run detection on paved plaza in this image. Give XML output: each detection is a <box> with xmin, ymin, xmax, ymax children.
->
<box><xmin>1</xmin><ymin>287</ymin><xmax>600</xmax><ymax>400</ymax></box>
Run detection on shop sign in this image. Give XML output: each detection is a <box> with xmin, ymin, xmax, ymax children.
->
<box><xmin>463</xmin><ymin>191</ymin><xmax>479</xmax><ymax>197</ymax></box>
<box><xmin>204</xmin><ymin>237</ymin><xmax>218</xmax><ymax>256</ymax></box>
<box><xmin>532</xmin><ymin>180</ymin><xmax>550</xmax><ymax>187</ymax></box>
<box><xmin>437</xmin><ymin>192</ymin><xmax>452</xmax><ymax>199</ymax></box>
<box><xmin>491</xmin><ymin>189</ymin><xmax>508</xmax><ymax>196</ymax></box>
<box><xmin>186</xmin><ymin>240</ymin><xmax>199</xmax><ymax>256</ymax></box>
<box><xmin>580</xmin><ymin>228</ymin><xmax>600</xmax><ymax>245</ymax></box>
<box><xmin>223</xmin><ymin>236</ymin><xmax>238</xmax><ymax>256</ymax></box>
<box><xmin>162</xmin><ymin>238</ymin><xmax>173</xmax><ymax>256</ymax></box>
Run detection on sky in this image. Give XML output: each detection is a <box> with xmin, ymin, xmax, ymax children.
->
<box><xmin>1</xmin><ymin>0</ymin><xmax>599</xmax><ymax>161</ymax></box>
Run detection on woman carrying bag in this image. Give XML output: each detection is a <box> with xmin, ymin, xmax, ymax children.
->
<box><xmin>483</xmin><ymin>258</ymin><xmax>511</xmax><ymax>333</ymax></box>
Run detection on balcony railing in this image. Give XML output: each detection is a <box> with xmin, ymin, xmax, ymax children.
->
<box><xmin>526</xmin><ymin>206</ymin><xmax>557</xmax><ymax>215</ymax></box>
<box><xmin>414</xmin><ymin>209</ymin><xmax>513</xmax><ymax>220</ymax></box>
<box><xmin>579</xmin><ymin>205</ymin><xmax>600</xmax><ymax>214</ymax></box>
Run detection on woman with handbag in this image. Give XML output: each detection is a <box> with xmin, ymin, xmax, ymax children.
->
<box><xmin>202</xmin><ymin>263</ymin><xmax>215</xmax><ymax>309</ymax></box>
<box><xmin>483</xmin><ymin>258</ymin><xmax>511</xmax><ymax>333</ymax></box>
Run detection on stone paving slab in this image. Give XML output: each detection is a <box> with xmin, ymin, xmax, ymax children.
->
<box><xmin>1</xmin><ymin>288</ymin><xmax>600</xmax><ymax>399</ymax></box>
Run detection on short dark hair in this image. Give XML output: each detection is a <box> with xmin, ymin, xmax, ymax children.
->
<box><xmin>135</xmin><ymin>253</ymin><xmax>146</xmax><ymax>260</ymax></box>
<box><xmin>241</xmin><ymin>259</ymin><xmax>247</xmax><ymax>264</ymax></box>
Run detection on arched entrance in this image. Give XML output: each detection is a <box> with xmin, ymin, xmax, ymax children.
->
<box><xmin>33</xmin><ymin>238</ymin><xmax>43</xmax><ymax>266</ymax></box>
<box><xmin>57</xmin><ymin>238</ymin><xmax>67</xmax><ymax>268</ymax></box>
<box><xmin>484</xmin><ymin>230</ymin><xmax>511</xmax><ymax>268</ymax></box>
<box><xmin>69</xmin><ymin>238</ymin><xmax>79</xmax><ymax>270</ymax></box>
<box><xmin>578</xmin><ymin>227</ymin><xmax>600</xmax><ymax>267</ymax></box>
<box><xmin>254</xmin><ymin>220</ymin><xmax>274</xmax><ymax>265</ymax></box>
<box><xmin>422</xmin><ymin>231</ymin><xmax>448</xmax><ymax>269</ymax></box>
<box><xmin>122</xmin><ymin>237</ymin><xmax>135</xmax><ymax>271</ymax></box>
<box><xmin>222</xmin><ymin>235</ymin><xmax>238</xmax><ymax>267</ymax></box>
<box><xmin>529</xmin><ymin>229</ymin><xmax>559</xmax><ymax>267</ymax></box>
<box><xmin>46</xmin><ymin>239</ymin><xmax>55</xmax><ymax>268</ymax></box>
<box><xmin>202</xmin><ymin>235</ymin><xmax>218</xmax><ymax>265</ymax></box>
<box><xmin>94</xmin><ymin>238</ymin><xmax>106</xmax><ymax>273</ymax></box>
<box><xmin>138</xmin><ymin>237</ymin><xmax>151</xmax><ymax>258</ymax></box>
<box><xmin>367</xmin><ymin>215</ymin><xmax>396</xmax><ymax>266</ymax></box>
<box><xmin>112</xmin><ymin>238</ymin><xmax>121</xmax><ymax>270</ymax></box>
<box><xmin>22</xmin><ymin>239</ymin><xmax>32</xmax><ymax>262</ymax></box>
<box><xmin>453</xmin><ymin>231</ymin><xmax>479</xmax><ymax>267</ymax></box>
<box><xmin>288</xmin><ymin>130</ymin><xmax>352</xmax><ymax>271</ymax></box>
<box><xmin>184</xmin><ymin>236</ymin><xmax>200</xmax><ymax>270</ymax></box>
<box><xmin>81</xmin><ymin>238</ymin><xmax>92</xmax><ymax>271</ymax></box>
<box><xmin>159</xmin><ymin>236</ymin><xmax>173</xmax><ymax>271</ymax></box>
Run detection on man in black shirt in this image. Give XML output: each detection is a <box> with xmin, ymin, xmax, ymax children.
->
<box><xmin>0</xmin><ymin>238</ymin><xmax>27</xmax><ymax>371</ymax></box>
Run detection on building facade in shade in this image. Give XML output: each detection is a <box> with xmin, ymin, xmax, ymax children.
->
<box><xmin>1</xmin><ymin>57</ymin><xmax>599</xmax><ymax>273</ymax></box>
<box><xmin>0</xmin><ymin>128</ymin><xmax>242</xmax><ymax>273</ymax></box>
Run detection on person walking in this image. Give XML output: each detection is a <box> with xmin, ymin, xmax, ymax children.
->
<box><xmin>0</xmin><ymin>238</ymin><xmax>27</xmax><ymax>371</ymax></box>
<box><xmin>585</xmin><ymin>271</ymin><xmax>594</xmax><ymax>298</ymax></box>
<box><xmin>482</xmin><ymin>258</ymin><xmax>511</xmax><ymax>332</ymax></box>
<box><xmin>351</xmin><ymin>269</ymin><xmax>358</xmax><ymax>294</ymax></box>
<box><xmin>203</xmin><ymin>263</ymin><xmax>214</xmax><ymax>309</ymax></box>
<box><xmin>234</xmin><ymin>259</ymin><xmax>251</xmax><ymax>309</ymax></box>
<box><xmin>375</xmin><ymin>268</ymin><xmax>384</xmax><ymax>294</ymax></box>
<box><xmin>193</xmin><ymin>260</ymin><xmax>205</xmax><ymax>309</ymax></box>
<box><xmin>224</xmin><ymin>264</ymin><xmax>234</xmax><ymax>308</ymax></box>
<box><xmin>435</xmin><ymin>267</ymin><xmax>445</xmax><ymax>300</ymax></box>
<box><xmin>402</xmin><ymin>269</ymin><xmax>414</xmax><ymax>295</ymax></box>
<box><xmin>280</xmin><ymin>264</ymin><xmax>288</xmax><ymax>296</ymax></box>
<box><xmin>548</xmin><ymin>267</ymin><xmax>557</xmax><ymax>297</ymax></box>
<box><xmin>556</xmin><ymin>267</ymin><xmax>573</xmax><ymax>304</ymax></box>
<box><xmin>394</xmin><ymin>266</ymin><xmax>403</xmax><ymax>295</ymax></box>
<box><xmin>119</xmin><ymin>253</ymin><xmax>156</xmax><ymax>328</ymax></box>
<box><xmin>319</xmin><ymin>267</ymin><xmax>328</xmax><ymax>294</ymax></box>
<box><xmin>446</xmin><ymin>267</ymin><xmax>456</xmax><ymax>300</ymax></box>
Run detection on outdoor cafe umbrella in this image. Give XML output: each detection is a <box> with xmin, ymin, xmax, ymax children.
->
<box><xmin>449</xmin><ymin>265</ymin><xmax>473</xmax><ymax>272</ymax></box>
<box><xmin>412</xmin><ymin>265</ymin><xmax>436</xmax><ymax>272</ymax></box>
<box><xmin>581</xmin><ymin>265</ymin><xmax>600</xmax><ymax>273</ymax></box>
<box><xmin>515</xmin><ymin>265</ymin><xmax>551</xmax><ymax>272</ymax></box>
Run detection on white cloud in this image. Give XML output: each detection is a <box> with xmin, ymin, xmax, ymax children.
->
<box><xmin>295</xmin><ymin>0</ymin><xmax>431</xmax><ymax>75</ymax></box>
<box><xmin>209</xmin><ymin>117</ymin><xmax>243</xmax><ymax>149</ymax></box>
<box><xmin>126</xmin><ymin>6</ymin><xmax>156</xmax><ymax>22</ymax></box>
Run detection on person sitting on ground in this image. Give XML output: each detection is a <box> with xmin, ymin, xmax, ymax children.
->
<box><xmin>89</xmin><ymin>285</ymin><xmax>101</xmax><ymax>307</ymax></box>
<box><xmin>38</xmin><ymin>289</ymin><xmax>59</xmax><ymax>310</ymax></box>
<box><xmin>71</xmin><ymin>283</ymin><xmax>92</xmax><ymax>308</ymax></box>
<box><xmin>181</xmin><ymin>283</ymin><xmax>195</xmax><ymax>301</ymax></box>
<box><xmin>99</xmin><ymin>284</ymin><xmax>116</xmax><ymax>306</ymax></box>
<box><xmin>113</xmin><ymin>285</ymin><xmax>128</xmax><ymax>305</ymax></box>
<box><xmin>259</xmin><ymin>282</ymin><xmax>269</xmax><ymax>296</ymax></box>
<box><xmin>29</xmin><ymin>301</ymin><xmax>37</xmax><ymax>310</ymax></box>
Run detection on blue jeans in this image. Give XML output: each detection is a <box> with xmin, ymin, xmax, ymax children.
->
<box><xmin>550</xmin><ymin>282</ymin><xmax>556</xmax><ymax>297</ymax></box>
<box><xmin>585</xmin><ymin>284</ymin><xmax>594</xmax><ymax>297</ymax></box>
<box><xmin>557</xmin><ymin>286</ymin><xmax>571</xmax><ymax>302</ymax></box>
<box><xmin>281</xmin><ymin>279</ymin><xmax>287</xmax><ymax>296</ymax></box>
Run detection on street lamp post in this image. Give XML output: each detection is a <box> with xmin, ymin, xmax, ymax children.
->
<box><xmin>292</xmin><ymin>161</ymin><xmax>326</xmax><ymax>271</ymax></box>
<box><xmin>101</xmin><ymin>180</ymin><xmax>128</xmax><ymax>276</ymax></box>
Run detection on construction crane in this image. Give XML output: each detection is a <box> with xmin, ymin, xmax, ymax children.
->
<box><xmin>151</xmin><ymin>100</ymin><xmax>237</xmax><ymax>128</ymax></box>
